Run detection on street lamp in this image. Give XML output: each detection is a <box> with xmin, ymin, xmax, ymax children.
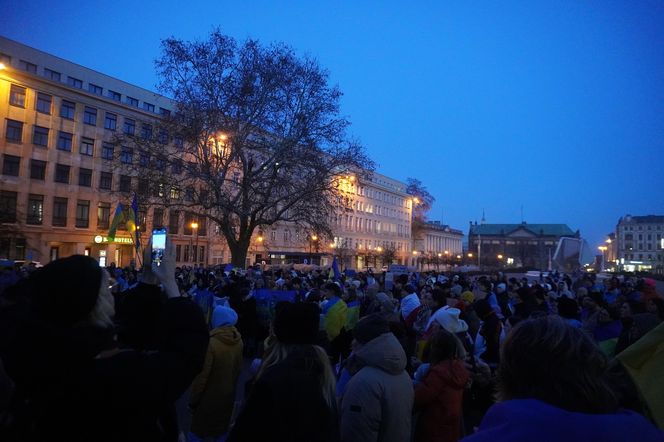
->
<box><xmin>598</xmin><ymin>245</ymin><xmax>608</xmax><ymax>271</ymax></box>
<box><xmin>190</xmin><ymin>221</ymin><xmax>199</xmax><ymax>264</ymax></box>
<box><xmin>309</xmin><ymin>234</ymin><xmax>318</xmax><ymax>265</ymax></box>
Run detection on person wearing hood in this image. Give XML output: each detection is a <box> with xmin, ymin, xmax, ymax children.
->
<box><xmin>414</xmin><ymin>329</ymin><xmax>470</xmax><ymax>442</ymax></box>
<box><xmin>189</xmin><ymin>306</ymin><xmax>243</xmax><ymax>441</ymax></box>
<box><xmin>340</xmin><ymin>314</ymin><xmax>413</xmax><ymax>442</ymax></box>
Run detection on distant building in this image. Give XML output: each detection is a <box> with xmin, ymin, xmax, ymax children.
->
<box><xmin>615</xmin><ymin>214</ymin><xmax>664</xmax><ymax>273</ymax></box>
<box><xmin>412</xmin><ymin>220</ymin><xmax>463</xmax><ymax>267</ymax></box>
<box><xmin>468</xmin><ymin>221</ymin><xmax>578</xmax><ymax>269</ymax></box>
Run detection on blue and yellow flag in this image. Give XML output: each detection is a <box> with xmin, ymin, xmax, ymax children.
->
<box><xmin>345</xmin><ymin>299</ymin><xmax>361</xmax><ymax>331</ymax></box>
<box><xmin>322</xmin><ymin>296</ymin><xmax>348</xmax><ymax>341</ymax></box>
<box><xmin>107</xmin><ymin>203</ymin><xmax>125</xmax><ymax>241</ymax></box>
<box><xmin>129</xmin><ymin>194</ymin><xmax>140</xmax><ymax>250</ymax></box>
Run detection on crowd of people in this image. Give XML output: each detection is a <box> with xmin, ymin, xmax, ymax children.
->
<box><xmin>0</xmin><ymin>242</ymin><xmax>663</xmax><ymax>441</ymax></box>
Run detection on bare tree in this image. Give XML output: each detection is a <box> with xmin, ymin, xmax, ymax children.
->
<box><xmin>116</xmin><ymin>30</ymin><xmax>373</xmax><ymax>267</ymax></box>
<box><xmin>406</xmin><ymin>178</ymin><xmax>435</xmax><ymax>241</ymax></box>
<box><xmin>379</xmin><ymin>244</ymin><xmax>398</xmax><ymax>266</ymax></box>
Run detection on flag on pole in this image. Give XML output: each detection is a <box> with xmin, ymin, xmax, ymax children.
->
<box><xmin>331</xmin><ymin>256</ymin><xmax>341</xmax><ymax>281</ymax></box>
<box><xmin>107</xmin><ymin>203</ymin><xmax>125</xmax><ymax>241</ymax></box>
<box><xmin>130</xmin><ymin>193</ymin><xmax>140</xmax><ymax>250</ymax></box>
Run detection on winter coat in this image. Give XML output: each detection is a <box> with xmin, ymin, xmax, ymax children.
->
<box><xmin>227</xmin><ymin>345</ymin><xmax>339</xmax><ymax>442</ymax></box>
<box><xmin>414</xmin><ymin>359</ymin><xmax>470</xmax><ymax>442</ymax></box>
<box><xmin>461</xmin><ymin>398</ymin><xmax>664</xmax><ymax>442</ymax></box>
<box><xmin>189</xmin><ymin>325</ymin><xmax>243</xmax><ymax>437</ymax></box>
<box><xmin>340</xmin><ymin>332</ymin><xmax>413</xmax><ymax>442</ymax></box>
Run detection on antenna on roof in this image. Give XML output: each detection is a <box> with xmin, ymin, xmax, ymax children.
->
<box><xmin>521</xmin><ymin>205</ymin><xmax>524</xmax><ymax>223</ymax></box>
<box><xmin>481</xmin><ymin>209</ymin><xmax>486</xmax><ymax>225</ymax></box>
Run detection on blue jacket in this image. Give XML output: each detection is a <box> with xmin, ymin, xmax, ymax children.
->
<box><xmin>462</xmin><ymin>399</ymin><xmax>664</xmax><ymax>442</ymax></box>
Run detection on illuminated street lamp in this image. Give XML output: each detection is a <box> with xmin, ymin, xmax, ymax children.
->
<box><xmin>308</xmin><ymin>234</ymin><xmax>318</xmax><ymax>265</ymax></box>
<box><xmin>497</xmin><ymin>254</ymin><xmax>503</xmax><ymax>259</ymax></box>
<box><xmin>190</xmin><ymin>221</ymin><xmax>199</xmax><ymax>264</ymax></box>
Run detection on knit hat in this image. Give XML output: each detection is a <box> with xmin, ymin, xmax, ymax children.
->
<box><xmin>273</xmin><ymin>302</ymin><xmax>320</xmax><ymax>345</ymax></box>
<box><xmin>354</xmin><ymin>314</ymin><xmax>390</xmax><ymax>344</ymax></box>
<box><xmin>211</xmin><ymin>306</ymin><xmax>238</xmax><ymax>328</ymax></box>
<box><xmin>496</xmin><ymin>283</ymin><xmax>507</xmax><ymax>293</ymax></box>
<box><xmin>30</xmin><ymin>255</ymin><xmax>103</xmax><ymax>326</ymax></box>
<box><xmin>432</xmin><ymin>308</ymin><xmax>468</xmax><ymax>334</ymax></box>
<box><xmin>460</xmin><ymin>291</ymin><xmax>475</xmax><ymax>304</ymax></box>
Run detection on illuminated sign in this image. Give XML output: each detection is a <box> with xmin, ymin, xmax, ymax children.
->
<box><xmin>93</xmin><ymin>236</ymin><xmax>133</xmax><ymax>244</ymax></box>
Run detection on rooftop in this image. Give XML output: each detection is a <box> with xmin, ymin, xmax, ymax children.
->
<box><xmin>469</xmin><ymin>222</ymin><xmax>576</xmax><ymax>237</ymax></box>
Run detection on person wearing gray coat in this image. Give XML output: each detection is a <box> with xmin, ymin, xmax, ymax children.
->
<box><xmin>340</xmin><ymin>314</ymin><xmax>413</xmax><ymax>442</ymax></box>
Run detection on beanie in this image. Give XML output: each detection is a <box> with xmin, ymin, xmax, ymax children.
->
<box><xmin>353</xmin><ymin>314</ymin><xmax>390</xmax><ymax>344</ymax></box>
<box><xmin>273</xmin><ymin>302</ymin><xmax>320</xmax><ymax>345</ymax></box>
<box><xmin>30</xmin><ymin>255</ymin><xmax>103</xmax><ymax>326</ymax></box>
<box><xmin>211</xmin><ymin>306</ymin><xmax>238</xmax><ymax>328</ymax></box>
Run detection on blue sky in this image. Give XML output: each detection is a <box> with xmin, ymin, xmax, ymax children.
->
<box><xmin>5</xmin><ymin>1</ymin><xmax>664</xmax><ymax>248</ymax></box>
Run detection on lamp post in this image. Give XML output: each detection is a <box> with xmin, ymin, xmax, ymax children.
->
<box><xmin>190</xmin><ymin>221</ymin><xmax>199</xmax><ymax>265</ymax></box>
<box><xmin>309</xmin><ymin>234</ymin><xmax>318</xmax><ymax>265</ymax></box>
<box><xmin>598</xmin><ymin>245</ymin><xmax>608</xmax><ymax>272</ymax></box>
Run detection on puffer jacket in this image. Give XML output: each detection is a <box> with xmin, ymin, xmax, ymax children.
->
<box><xmin>340</xmin><ymin>332</ymin><xmax>413</xmax><ymax>442</ymax></box>
<box><xmin>189</xmin><ymin>325</ymin><xmax>243</xmax><ymax>437</ymax></box>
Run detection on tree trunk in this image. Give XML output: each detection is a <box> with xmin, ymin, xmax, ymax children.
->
<box><xmin>229</xmin><ymin>240</ymin><xmax>249</xmax><ymax>268</ymax></box>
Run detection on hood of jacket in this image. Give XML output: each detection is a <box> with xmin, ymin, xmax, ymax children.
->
<box><xmin>351</xmin><ymin>332</ymin><xmax>406</xmax><ymax>375</ymax></box>
<box><xmin>429</xmin><ymin>359</ymin><xmax>470</xmax><ymax>389</ymax></box>
<box><xmin>210</xmin><ymin>325</ymin><xmax>241</xmax><ymax>346</ymax></box>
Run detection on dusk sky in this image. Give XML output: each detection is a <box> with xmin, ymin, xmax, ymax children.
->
<box><xmin>5</xmin><ymin>1</ymin><xmax>664</xmax><ymax>248</ymax></box>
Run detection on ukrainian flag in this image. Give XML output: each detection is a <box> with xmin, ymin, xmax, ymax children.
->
<box><xmin>345</xmin><ymin>300</ymin><xmax>360</xmax><ymax>331</ymax></box>
<box><xmin>322</xmin><ymin>297</ymin><xmax>347</xmax><ymax>341</ymax></box>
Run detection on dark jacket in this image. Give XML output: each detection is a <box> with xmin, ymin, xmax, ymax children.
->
<box><xmin>227</xmin><ymin>345</ymin><xmax>339</xmax><ymax>442</ymax></box>
<box><xmin>1</xmin><ymin>283</ymin><xmax>209</xmax><ymax>442</ymax></box>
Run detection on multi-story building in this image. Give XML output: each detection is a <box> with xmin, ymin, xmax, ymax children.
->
<box><xmin>0</xmin><ymin>36</ymin><xmax>214</xmax><ymax>267</ymax></box>
<box><xmin>615</xmin><ymin>214</ymin><xmax>664</xmax><ymax>273</ymax></box>
<box><xmin>468</xmin><ymin>221</ymin><xmax>578</xmax><ymax>269</ymax></box>
<box><xmin>412</xmin><ymin>220</ymin><xmax>463</xmax><ymax>267</ymax></box>
<box><xmin>258</xmin><ymin>172</ymin><xmax>414</xmax><ymax>269</ymax></box>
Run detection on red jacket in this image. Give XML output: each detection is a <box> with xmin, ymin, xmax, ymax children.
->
<box><xmin>414</xmin><ymin>359</ymin><xmax>470</xmax><ymax>442</ymax></box>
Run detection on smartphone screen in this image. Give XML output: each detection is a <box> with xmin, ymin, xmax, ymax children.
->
<box><xmin>151</xmin><ymin>228</ymin><xmax>167</xmax><ymax>268</ymax></box>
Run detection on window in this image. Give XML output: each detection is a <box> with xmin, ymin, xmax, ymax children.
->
<box><xmin>170</xmin><ymin>186</ymin><xmax>180</xmax><ymax>200</ymax></box>
<box><xmin>30</xmin><ymin>160</ymin><xmax>46</xmax><ymax>180</ymax></box>
<box><xmin>123</xmin><ymin>118</ymin><xmax>135</xmax><ymax>135</ymax></box>
<box><xmin>119</xmin><ymin>175</ymin><xmax>132</xmax><ymax>192</ymax></box>
<box><xmin>199</xmin><ymin>246</ymin><xmax>205</xmax><ymax>262</ymax></box>
<box><xmin>78</xmin><ymin>167</ymin><xmax>92</xmax><ymax>187</ymax></box>
<box><xmin>171</xmin><ymin>159</ymin><xmax>182</xmax><ymax>174</ymax></box>
<box><xmin>5</xmin><ymin>119</ymin><xmax>23</xmax><ymax>143</ymax></box>
<box><xmin>2</xmin><ymin>155</ymin><xmax>20</xmax><ymax>176</ymax></box>
<box><xmin>9</xmin><ymin>85</ymin><xmax>26</xmax><ymax>107</ymax></box>
<box><xmin>57</xmin><ymin>131</ymin><xmax>73</xmax><ymax>151</ymax></box>
<box><xmin>80</xmin><ymin>137</ymin><xmax>94</xmax><ymax>156</ymax></box>
<box><xmin>159</xmin><ymin>108</ymin><xmax>171</xmax><ymax>117</ymax></box>
<box><xmin>175</xmin><ymin>244</ymin><xmax>181</xmax><ymax>262</ymax></box>
<box><xmin>52</xmin><ymin>197</ymin><xmax>68</xmax><ymax>227</ymax></box>
<box><xmin>60</xmin><ymin>100</ymin><xmax>75</xmax><ymax>119</ymax></box>
<box><xmin>35</xmin><ymin>92</ymin><xmax>52</xmax><ymax>114</ymax></box>
<box><xmin>126</xmin><ymin>96</ymin><xmax>139</xmax><ymax>107</ymax></box>
<box><xmin>183</xmin><ymin>245</ymin><xmax>189</xmax><ymax>262</ymax></box>
<box><xmin>104</xmin><ymin>112</ymin><xmax>117</xmax><ymax>130</ymax></box>
<box><xmin>19</xmin><ymin>60</ymin><xmax>37</xmax><ymax>73</ymax></box>
<box><xmin>99</xmin><ymin>171</ymin><xmax>112</xmax><ymax>190</ymax></box>
<box><xmin>107</xmin><ymin>90</ymin><xmax>121</xmax><ymax>101</ymax></box>
<box><xmin>139</xmin><ymin>153</ymin><xmax>150</xmax><ymax>167</ymax></box>
<box><xmin>54</xmin><ymin>164</ymin><xmax>70</xmax><ymax>184</ymax></box>
<box><xmin>0</xmin><ymin>53</ymin><xmax>10</xmax><ymax>65</ymax></box>
<box><xmin>102</xmin><ymin>142</ymin><xmax>114</xmax><ymax>160</ymax></box>
<box><xmin>0</xmin><ymin>191</ymin><xmax>18</xmax><ymax>223</ymax></box>
<box><xmin>153</xmin><ymin>208</ymin><xmax>164</xmax><ymax>229</ymax></box>
<box><xmin>169</xmin><ymin>210</ymin><xmax>179</xmax><ymax>234</ymax></box>
<box><xmin>141</xmin><ymin>123</ymin><xmax>152</xmax><ymax>140</ymax></box>
<box><xmin>67</xmin><ymin>76</ymin><xmax>83</xmax><ymax>88</ymax></box>
<box><xmin>121</xmin><ymin>147</ymin><xmax>133</xmax><ymax>164</ymax></box>
<box><xmin>32</xmin><ymin>126</ymin><xmax>49</xmax><ymax>146</ymax></box>
<box><xmin>83</xmin><ymin>106</ymin><xmax>97</xmax><ymax>125</ymax></box>
<box><xmin>97</xmin><ymin>202</ymin><xmax>110</xmax><ymax>228</ymax></box>
<box><xmin>88</xmin><ymin>83</ymin><xmax>103</xmax><ymax>95</ymax></box>
<box><xmin>26</xmin><ymin>194</ymin><xmax>44</xmax><ymax>225</ymax></box>
<box><xmin>76</xmin><ymin>200</ymin><xmax>90</xmax><ymax>228</ymax></box>
<box><xmin>158</xmin><ymin>129</ymin><xmax>168</xmax><ymax>144</ymax></box>
<box><xmin>143</xmin><ymin>102</ymin><xmax>155</xmax><ymax>112</ymax></box>
<box><xmin>138</xmin><ymin>178</ymin><xmax>149</xmax><ymax>195</ymax></box>
<box><xmin>44</xmin><ymin>68</ymin><xmax>61</xmax><ymax>82</ymax></box>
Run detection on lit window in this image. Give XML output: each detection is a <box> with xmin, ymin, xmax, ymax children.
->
<box><xmin>9</xmin><ymin>85</ymin><xmax>26</xmax><ymax>107</ymax></box>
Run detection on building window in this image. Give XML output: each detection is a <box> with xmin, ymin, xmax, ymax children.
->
<box><xmin>0</xmin><ymin>191</ymin><xmax>18</xmax><ymax>223</ymax></box>
<box><xmin>175</xmin><ymin>244</ymin><xmax>181</xmax><ymax>262</ymax></box>
<box><xmin>123</xmin><ymin>118</ymin><xmax>135</xmax><ymax>135</ymax></box>
<box><xmin>80</xmin><ymin>137</ymin><xmax>94</xmax><ymax>156</ymax></box>
<box><xmin>183</xmin><ymin>245</ymin><xmax>189</xmax><ymax>262</ymax></box>
<box><xmin>76</xmin><ymin>200</ymin><xmax>90</xmax><ymax>228</ymax></box>
<box><xmin>19</xmin><ymin>60</ymin><xmax>37</xmax><ymax>73</ymax></box>
<box><xmin>60</xmin><ymin>100</ymin><xmax>75</xmax><ymax>119</ymax></box>
<box><xmin>83</xmin><ymin>106</ymin><xmax>97</xmax><ymax>125</ymax></box>
<box><xmin>26</xmin><ymin>194</ymin><xmax>44</xmax><ymax>225</ymax></box>
<box><xmin>107</xmin><ymin>90</ymin><xmax>121</xmax><ymax>101</ymax></box>
<box><xmin>67</xmin><ymin>76</ymin><xmax>83</xmax><ymax>88</ymax></box>
<box><xmin>78</xmin><ymin>167</ymin><xmax>92</xmax><ymax>187</ymax></box>
<box><xmin>32</xmin><ymin>126</ymin><xmax>49</xmax><ymax>147</ymax></box>
<box><xmin>143</xmin><ymin>102</ymin><xmax>155</xmax><ymax>112</ymax></box>
<box><xmin>57</xmin><ymin>131</ymin><xmax>73</xmax><ymax>151</ymax></box>
<box><xmin>97</xmin><ymin>202</ymin><xmax>110</xmax><ymax>228</ymax></box>
<box><xmin>158</xmin><ymin>129</ymin><xmax>168</xmax><ymax>144</ymax></box>
<box><xmin>2</xmin><ymin>154</ymin><xmax>20</xmax><ymax>176</ymax></box>
<box><xmin>99</xmin><ymin>171</ymin><xmax>113</xmax><ymax>190</ymax></box>
<box><xmin>159</xmin><ymin>108</ymin><xmax>171</xmax><ymax>117</ymax></box>
<box><xmin>141</xmin><ymin>123</ymin><xmax>152</xmax><ymax>140</ymax></box>
<box><xmin>102</xmin><ymin>142</ymin><xmax>114</xmax><ymax>160</ymax></box>
<box><xmin>126</xmin><ymin>96</ymin><xmax>139</xmax><ymax>107</ymax></box>
<box><xmin>54</xmin><ymin>164</ymin><xmax>70</xmax><ymax>184</ymax></box>
<box><xmin>52</xmin><ymin>197</ymin><xmax>68</xmax><ymax>227</ymax></box>
<box><xmin>104</xmin><ymin>112</ymin><xmax>117</xmax><ymax>131</ymax></box>
<box><xmin>30</xmin><ymin>159</ymin><xmax>46</xmax><ymax>180</ymax></box>
<box><xmin>121</xmin><ymin>147</ymin><xmax>133</xmax><ymax>164</ymax></box>
<box><xmin>169</xmin><ymin>210</ymin><xmax>179</xmax><ymax>234</ymax></box>
<box><xmin>9</xmin><ymin>85</ymin><xmax>26</xmax><ymax>107</ymax></box>
<box><xmin>139</xmin><ymin>153</ymin><xmax>150</xmax><ymax>167</ymax></box>
<box><xmin>153</xmin><ymin>208</ymin><xmax>164</xmax><ymax>229</ymax></box>
<box><xmin>35</xmin><ymin>92</ymin><xmax>52</xmax><ymax>114</ymax></box>
<box><xmin>43</xmin><ymin>68</ymin><xmax>61</xmax><ymax>82</ymax></box>
<box><xmin>119</xmin><ymin>175</ymin><xmax>132</xmax><ymax>192</ymax></box>
<box><xmin>138</xmin><ymin>178</ymin><xmax>149</xmax><ymax>195</ymax></box>
<box><xmin>88</xmin><ymin>83</ymin><xmax>103</xmax><ymax>95</ymax></box>
<box><xmin>5</xmin><ymin>119</ymin><xmax>23</xmax><ymax>143</ymax></box>
<box><xmin>171</xmin><ymin>159</ymin><xmax>182</xmax><ymax>174</ymax></box>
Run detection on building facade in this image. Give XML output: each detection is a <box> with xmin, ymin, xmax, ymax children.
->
<box><xmin>0</xmin><ymin>36</ymin><xmax>215</xmax><ymax>267</ymax></box>
<box><xmin>412</xmin><ymin>220</ymin><xmax>464</xmax><ymax>268</ymax></box>
<box><xmin>615</xmin><ymin>214</ymin><xmax>664</xmax><ymax>274</ymax></box>
<box><xmin>468</xmin><ymin>221</ymin><xmax>578</xmax><ymax>269</ymax></box>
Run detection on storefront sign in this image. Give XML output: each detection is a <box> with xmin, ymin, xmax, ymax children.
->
<box><xmin>94</xmin><ymin>235</ymin><xmax>133</xmax><ymax>244</ymax></box>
